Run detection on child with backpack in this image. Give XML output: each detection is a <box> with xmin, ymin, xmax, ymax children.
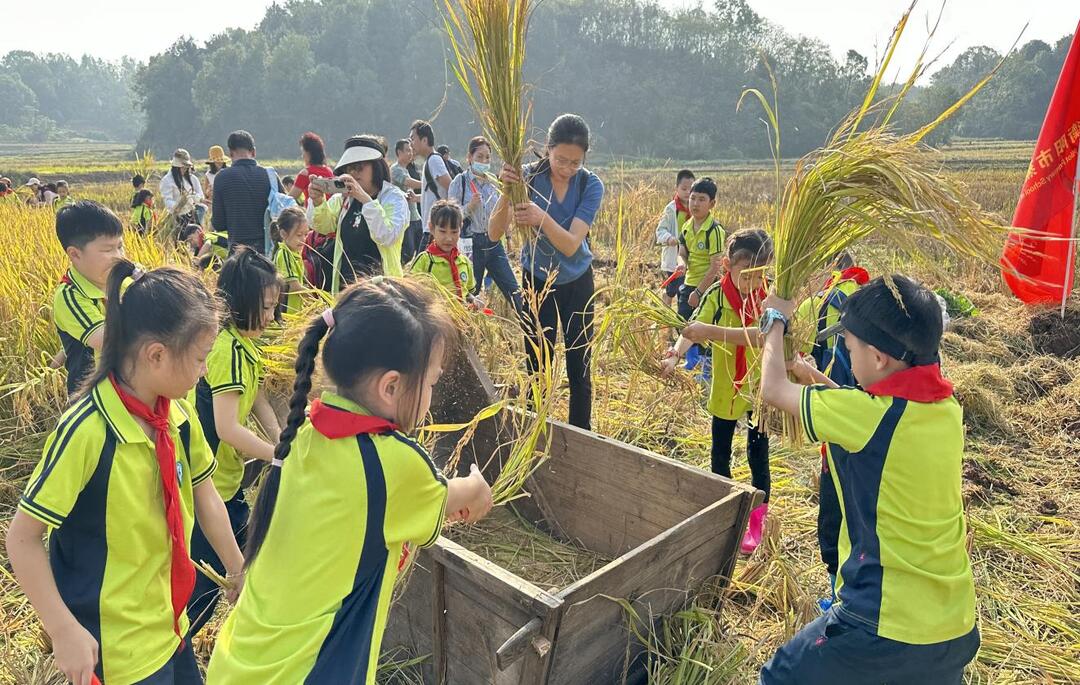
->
<box><xmin>207</xmin><ymin>278</ymin><xmax>492</xmax><ymax>683</ymax></box>
<box><xmin>8</xmin><ymin>260</ymin><xmax>243</xmax><ymax>685</ymax></box>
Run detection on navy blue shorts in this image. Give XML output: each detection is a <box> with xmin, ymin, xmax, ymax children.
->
<box><xmin>760</xmin><ymin>607</ymin><xmax>980</xmax><ymax>685</ymax></box>
<box><xmin>662</xmin><ymin>271</ymin><xmax>684</xmax><ymax>298</ymax></box>
<box><xmin>131</xmin><ymin>638</ymin><xmax>201</xmax><ymax>684</ymax></box>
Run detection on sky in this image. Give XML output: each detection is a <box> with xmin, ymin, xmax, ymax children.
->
<box><xmin>0</xmin><ymin>0</ymin><xmax>1074</xmax><ymax>71</ymax></box>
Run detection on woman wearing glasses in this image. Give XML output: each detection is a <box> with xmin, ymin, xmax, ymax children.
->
<box><xmin>490</xmin><ymin>113</ymin><xmax>605</xmax><ymax>431</ymax></box>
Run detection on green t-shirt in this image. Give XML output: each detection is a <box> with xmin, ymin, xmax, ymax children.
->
<box><xmin>679</xmin><ymin>216</ymin><xmax>725</xmax><ymax>288</ymax></box>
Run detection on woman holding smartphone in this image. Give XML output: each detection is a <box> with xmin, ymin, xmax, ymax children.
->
<box><xmin>310</xmin><ymin>135</ymin><xmax>409</xmax><ymax>286</ymax></box>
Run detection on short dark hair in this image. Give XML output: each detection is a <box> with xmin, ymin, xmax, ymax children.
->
<box><xmin>467</xmin><ymin>136</ymin><xmax>489</xmax><ymax>157</ymax></box>
<box><xmin>227</xmin><ymin>130</ymin><xmax>256</xmax><ymax>153</ymax></box>
<box><xmin>435</xmin><ymin>144</ymin><xmax>450</xmax><ymax>156</ymax></box>
<box><xmin>56</xmin><ymin>200</ymin><xmax>123</xmax><ymax>250</ymax></box>
<box><xmin>395</xmin><ymin>138</ymin><xmax>411</xmax><ymax>155</ymax></box>
<box><xmin>843</xmin><ymin>275</ymin><xmax>943</xmax><ymax>365</ymax></box>
<box><xmin>178</xmin><ymin>224</ymin><xmax>203</xmax><ymax>241</ymax></box>
<box><xmin>690</xmin><ymin>177</ymin><xmax>717</xmax><ymax>201</ymax></box>
<box><xmin>131</xmin><ymin>174</ymin><xmax>145</xmax><ymax>188</ymax></box>
<box><xmin>131</xmin><ymin>188</ymin><xmax>153</xmax><ymax>209</ymax></box>
<box><xmin>429</xmin><ymin>199</ymin><xmax>463</xmax><ymax>232</ymax></box>
<box><xmin>299</xmin><ymin>131</ymin><xmax>325</xmax><ymax>165</ymax></box>
<box><xmin>217</xmin><ymin>247</ymin><xmax>282</xmax><ymax>331</ymax></box>
<box><xmin>676</xmin><ymin>169</ymin><xmax>695</xmax><ymax>185</ymax></box>
<box><xmin>410</xmin><ymin>120</ymin><xmax>435</xmax><ymax>147</ymax></box>
<box><xmin>282</xmin><ymin>175</ymin><xmax>295</xmax><ymax>186</ymax></box>
<box><xmin>725</xmin><ymin>228</ymin><xmax>773</xmax><ymax>267</ymax></box>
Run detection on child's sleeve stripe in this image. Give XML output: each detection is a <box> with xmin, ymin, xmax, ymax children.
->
<box><xmin>801</xmin><ymin>387</ymin><xmax>819</xmax><ymax>443</ymax></box>
<box><xmin>191</xmin><ymin>460</ymin><xmax>217</xmax><ymax>486</ymax></box>
<box><xmin>420</xmin><ymin>486</ymin><xmax>449</xmax><ymax>549</ymax></box>
<box><xmin>18</xmin><ymin>496</ymin><xmax>65</xmax><ymax>527</ymax></box>
<box><xmin>79</xmin><ymin>320</ymin><xmax>104</xmax><ymax>344</ymax></box>
<box><xmin>61</xmin><ymin>287</ymin><xmax>93</xmax><ymax>330</ymax></box>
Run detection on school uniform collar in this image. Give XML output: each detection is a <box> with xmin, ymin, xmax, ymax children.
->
<box><xmin>864</xmin><ymin>363</ymin><xmax>954</xmax><ymax>403</ymax></box>
<box><xmin>91</xmin><ymin>377</ymin><xmax>190</xmax><ymax>445</ymax></box>
<box><xmin>686</xmin><ymin>215</ymin><xmax>717</xmax><ymax>235</ymax></box>
<box><xmin>225</xmin><ymin>325</ymin><xmax>260</xmax><ymax>365</ymax></box>
<box><xmin>66</xmin><ymin>267</ymin><xmax>104</xmax><ymax>300</ymax></box>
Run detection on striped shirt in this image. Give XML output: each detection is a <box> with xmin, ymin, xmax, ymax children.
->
<box><xmin>52</xmin><ymin>267</ymin><xmax>104</xmax><ymax>396</ymax></box>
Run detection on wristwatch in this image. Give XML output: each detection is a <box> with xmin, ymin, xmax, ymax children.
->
<box><xmin>759</xmin><ymin>308</ymin><xmax>789</xmax><ymax>336</ymax></box>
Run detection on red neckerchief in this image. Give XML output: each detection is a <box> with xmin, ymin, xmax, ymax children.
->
<box><xmin>823</xmin><ymin>266</ymin><xmax>870</xmax><ymax>290</ymax></box>
<box><xmin>864</xmin><ymin>363</ymin><xmax>954</xmax><ymax>403</ymax></box>
<box><xmin>194</xmin><ymin>230</ymin><xmax>205</xmax><ymax>252</ymax></box>
<box><xmin>674</xmin><ymin>194</ymin><xmax>690</xmax><ymax>223</ymax></box>
<box><xmin>426</xmin><ymin>242</ymin><xmax>463</xmax><ymax>298</ymax></box>
<box><xmin>719</xmin><ymin>273</ymin><xmax>766</xmax><ymax>393</ymax></box>
<box><xmin>309</xmin><ymin>398</ymin><xmax>400</xmax><ymax>439</ymax></box>
<box><xmin>60</xmin><ymin>273</ymin><xmax>72</xmax><ymax>286</ymax></box>
<box><xmin>108</xmin><ymin>375</ymin><xmax>194</xmax><ymax>645</ymax></box>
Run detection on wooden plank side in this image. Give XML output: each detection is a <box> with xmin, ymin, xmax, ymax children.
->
<box><xmin>547</xmin><ymin>493</ymin><xmax>748</xmax><ymax>685</ymax></box>
<box><xmin>527</xmin><ymin>422</ymin><xmax>751</xmax><ymax>557</ymax></box>
<box><xmin>382</xmin><ymin>556</ymin><xmax>436</xmax><ymax>682</ymax></box>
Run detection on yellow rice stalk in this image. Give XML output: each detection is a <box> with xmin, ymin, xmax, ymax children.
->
<box><xmin>441</xmin><ymin>0</ymin><xmax>535</xmax><ymax>209</ymax></box>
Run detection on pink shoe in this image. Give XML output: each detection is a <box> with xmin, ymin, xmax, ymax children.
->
<box><xmin>741</xmin><ymin>503</ymin><xmax>768</xmax><ymax>555</ymax></box>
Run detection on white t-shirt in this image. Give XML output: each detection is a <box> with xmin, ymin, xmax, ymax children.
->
<box><xmin>421</xmin><ymin>153</ymin><xmax>449</xmax><ymax>231</ymax></box>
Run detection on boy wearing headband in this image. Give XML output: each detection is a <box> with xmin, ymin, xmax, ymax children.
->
<box><xmin>756</xmin><ymin>274</ymin><xmax>978</xmax><ymax>684</ymax></box>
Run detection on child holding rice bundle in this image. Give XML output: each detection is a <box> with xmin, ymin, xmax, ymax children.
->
<box><xmin>207</xmin><ymin>278</ymin><xmax>492</xmax><ymax>684</ymax></box>
<box><xmin>793</xmin><ymin>251</ymin><xmax>870</xmax><ymax>608</ymax></box>
<box><xmin>661</xmin><ymin>228</ymin><xmax>774</xmax><ymax>554</ymax></box>
<box><xmin>187</xmin><ymin>247</ymin><xmax>282</xmax><ymax>635</ymax></box>
<box><xmin>758</xmin><ymin>275</ymin><xmax>978</xmax><ymax>683</ymax></box>
<box><xmin>8</xmin><ymin>260</ymin><xmax>243</xmax><ymax>685</ymax></box>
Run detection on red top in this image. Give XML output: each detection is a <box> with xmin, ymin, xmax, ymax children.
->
<box><xmin>293</xmin><ymin>164</ymin><xmax>335</xmax><ymax>204</ymax></box>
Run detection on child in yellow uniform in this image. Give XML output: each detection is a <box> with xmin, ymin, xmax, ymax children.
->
<box><xmin>662</xmin><ymin>228</ymin><xmax>774</xmax><ymax>553</ymax></box>
<box><xmin>8</xmin><ymin>260</ymin><xmax>243</xmax><ymax>685</ymax></box>
<box><xmin>52</xmin><ymin>201</ymin><xmax>125</xmax><ymax>396</ymax></box>
<box><xmin>187</xmin><ymin>247</ymin><xmax>282</xmax><ymax>635</ymax></box>
<box><xmin>410</xmin><ymin>199</ymin><xmax>477</xmax><ymax>303</ymax></box>
<box><xmin>207</xmin><ymin>278</ymin><xmax>493</xmax><ymax>684</ymax></box>
<box><xmin>271</xmin><ymin>206</ymin><xmax>312</xmax><ymax>313</ymax></box>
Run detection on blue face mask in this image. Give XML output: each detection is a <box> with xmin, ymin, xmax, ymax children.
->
<box><xmin>471</xmin><ymin>162</ymin><xmax>491</xmax><ymax>176</ymax></box>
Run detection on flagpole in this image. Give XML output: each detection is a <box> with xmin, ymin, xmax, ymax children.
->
<box><xmin>1063</xmin><ymin>151</ymin><xmax>1080</xmax><ymax>318</ymax></box>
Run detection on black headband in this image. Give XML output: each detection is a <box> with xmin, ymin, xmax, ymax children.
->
<box><xmin>839</xmin><ymin>309</ymin><xmax>939</xmax><ymax>366</ymax></box>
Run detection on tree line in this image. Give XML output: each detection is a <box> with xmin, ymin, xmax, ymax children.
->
<box><xmin>0</xmin><ymin>0</ymin><xmax>1073</xmax><ymax>159</ymax></box>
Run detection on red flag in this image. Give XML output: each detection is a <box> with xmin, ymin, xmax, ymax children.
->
<box><xmin>1002</xmin><ymin>22</ymin><xmax>1080</xmax><ymax>306</ymax></box>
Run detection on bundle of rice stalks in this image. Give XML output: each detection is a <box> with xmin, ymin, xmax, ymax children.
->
<box><xmin>739</xmin><ymin>5</ymin><xmax>1010</xmax><ymax>438</ymax></box>
<box><xmin>442</xmin><ymin>0</ymin><xmax>535</xmax><ymax>209</ymax></box>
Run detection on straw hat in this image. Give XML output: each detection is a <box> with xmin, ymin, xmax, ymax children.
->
<box><xmin>206</xmin><ymin>145</ymin><xmax>228</xmax><ymax>165</ymax></box>
<box><xmin>170</xmin><ymin>149</ymin><xmax>194</xmax><ymax>168</ymax></box>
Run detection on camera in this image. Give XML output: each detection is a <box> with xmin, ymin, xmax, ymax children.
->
<box><xmin>310</xmin><ymin>176</ymin><xmax>348</xmax><ymax>194</ymax></box>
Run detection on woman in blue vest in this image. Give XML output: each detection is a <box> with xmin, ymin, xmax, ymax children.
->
<box><xmin>490</xmin><ymin>114</ymin><xmax>605</xmax><ymax>430</ymax></box>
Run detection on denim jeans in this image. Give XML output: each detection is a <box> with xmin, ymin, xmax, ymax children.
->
<box><xmin>471</xmin><ymin>231</ymin><xmax>522</xmax><ymax>313</ymax></box>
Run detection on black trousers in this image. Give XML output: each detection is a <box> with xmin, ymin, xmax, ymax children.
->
<box><xmin>711</xmin><ymin>415</ymin><xmax>770</xmax><ymax>501</ymax></box>
<box><xmin>521</xmin><ymin>267</ymin><xmax>594</xmax><ymax>431</ymax></box>
<box><xmin>818</xmin><ymin>447</ymin><xmax>842</xmax><ymax>576</ymax></box>
<box><xmin>186</xmin><ymin>491</ymin><xmax>249</xmax><ymax>636</ymax></box>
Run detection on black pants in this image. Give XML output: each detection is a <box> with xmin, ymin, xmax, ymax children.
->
<box><xmin>677</xmin><ymin>283</ymin><xmax>697</xmax><ymax>321</ymax></box>
<box><xmin>186</xmin><ymin>491</ymin><xmax>249</xmax><ymax>636</ymax></box>
<box><xmin>761</xmin><ymin>608</ymin><xmax>980</xmax><ymax>685</ymax></box>
<box><xmin>711</xmin><ymin>415</ymin><xmax>770</xmax><ymax>502</ymax></box>
<box><xmin>400</xmin><ymin>219</ymin><xmax>423</xmax><ymax>264</ymax></box>
<box><xmin>521</xmin><ymin>268</ymin><xmax>594</xmax><ymax>431</ymax></box>
<box><xmin>818</xmin><ymin>447</ymin><xmax>842</xmax><ymax>576</ymax></box>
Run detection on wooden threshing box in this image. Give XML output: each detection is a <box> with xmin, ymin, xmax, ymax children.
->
<box><xmin>383</xmin><ymin>347</ymin><xmax>762</xmax><ymax>684</ymax></box>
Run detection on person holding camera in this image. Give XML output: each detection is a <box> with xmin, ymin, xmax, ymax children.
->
<box><xmin>310</xmin><ymin>135</ymin><xmax>409</xmax><ymax>287</ymax></box>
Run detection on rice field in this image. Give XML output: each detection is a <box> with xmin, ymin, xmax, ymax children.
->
<box><xmin>0</xmin><ymin>145</ymin><xmax>1077</xmax><ymax>683</ymax></box>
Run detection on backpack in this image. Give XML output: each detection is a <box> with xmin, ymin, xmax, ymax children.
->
<box><xmin>263</xmin><ymin>167</ymin><xmax>297</xmax><ymax>254</ymax></box>
<box><xmin>423</xmin><ymin>157</ymin><xmax>442</xmax><ymax>199</ymax></box>
<box><xmin>811</xmin><ymin>288</ymin><xmax>856</xmax><ymax>387</ymax></box>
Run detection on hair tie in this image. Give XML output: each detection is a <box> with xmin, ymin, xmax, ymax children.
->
<box><xmin>322</xmin><ymin>308</ymin><xmax>335</xmax><ymax>329</ymax></box>
<box><xmin>271</xmin><ymin>458</ymin><xmax>284</xmax><ymax>468</ymax></box>
<box><xmin>118</xmin><ymin>266</ymin><xmax>146</xmax><ymax>303</ymax></box>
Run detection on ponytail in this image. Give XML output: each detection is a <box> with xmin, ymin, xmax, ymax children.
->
<box><xmin>77</xmin><ymin>258</ymin><xmax>220</xmax><ymax>401</ymax></box>
<box><xmin>244</xmin><ymin>315</ymin><xmax>329</xmax><ymax>566</ymax></box>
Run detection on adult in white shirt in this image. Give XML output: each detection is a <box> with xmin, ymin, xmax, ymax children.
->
<box><xmin>409</xmin><ymin>119</ymin><xmax>450</xmax><ymax>248</ymax></box>
<box><xmin>159</xmin><ymin>148</ymin><xmax>205</xmax><ymax>225</ymax></box>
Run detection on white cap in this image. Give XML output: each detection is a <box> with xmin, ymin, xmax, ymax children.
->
<box><xmin>25</xmin><ymin>177</ymin><xmax>40</xmax><ymax>187</ymax></box>
<box><xmin>333</xmin><ymin>145</ymin><xmax>383</xmax><ymax>174</ymax></box>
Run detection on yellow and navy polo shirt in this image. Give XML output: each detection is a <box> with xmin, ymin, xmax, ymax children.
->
<box><xmin>691</xmin><ymin>282</ymin><xmax>761</xmax><ymax>420</ymax></box>
<box><xmin>678</xmin><ymin>216</ymin><xmax>725</xmax><ymax>289</ymax></box>
<box><xmin>800</xmin><ymin>385</ymin><xmax>976</xmax><ymax>644</ymax></box>
<box><xmin>203</xmin><ymin>231</ymin><xmax>230</xmax><ymax>265</ymax></box>
<box><xmin>52</xmin><ymin>267</ymin><xmax>105</xmax><ymax>396</ymax></box>
<box><xmin>18</xmin><ymin>378</ymin><xmax>216</xmax><ymax>684</ymax></box>
<box><xmin>273</xmin><ymin>244</ymin><xmax>306</xmax><ymax>313</ymax></box>
<box><xmin>193</xmin><ymin>325</ymin><xmax>264</xmax><ymax>501</ymax></box>
<box><xmin>795</xmin><ymin>278</ymin><xmax>861</xmax><ymax>355</ymax></box>
<box><xmin>409</xmin><ymin>250</ymin><xmax>476</xmax><ymax>298</ymax></box>
<box><xmin>206</xmin><ymin>392</ymin><xmax>448</xmax><ymax>684</ymax></box>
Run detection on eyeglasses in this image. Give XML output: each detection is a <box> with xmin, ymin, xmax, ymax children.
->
<box><xmin>551</xmin><ymin>153</ymin><xmax>584</xmax><ymax>170</ymax></box>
